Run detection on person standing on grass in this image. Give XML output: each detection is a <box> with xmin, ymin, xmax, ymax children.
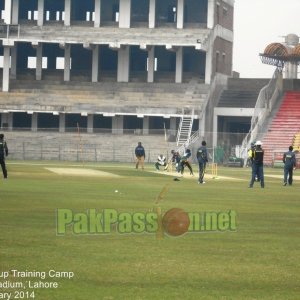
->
<box><xmin>249</xmin><ymin>141</ymin><xmax>264</xmax><ymax>188</ymax></box>
<box><xmin>246</xmin><ymin>142</ymin><xmax>255</xmax><ymax>167</ymax></box>
<box><xmin>180</xmin><ymin>149</ymin><xmax>194</xmax><ymax>176</ymax></box>
<box><xmin>196</xmin><ymin>141</ymin><xmax>208</xmax><ymax>184</ymax></box>
<box><xmin>135</xmin><ymin>142</ymin><xmax>145</xmax><ymax>170</ymax></box>
<box><xmin>282</xmin><ymin>146</ymin><xmax>296</xmax><ymax>186</ymax></box>
<box><xmin>0</xmin><ymin>134</ymin><xmax>8</xmax><ymax>179</ymax></box>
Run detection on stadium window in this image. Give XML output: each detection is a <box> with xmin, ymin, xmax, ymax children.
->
<box><xmin>27</xmin><ymin>57</ymin><xmax>48</xmax><ymax>69</ymax></box>
<box><xmin>92</xmin><ymin>12</ymin><xmax>95</xmax><ymax>21</ymax></box>
<box><xmin>216</xmin><ymin>3</ymin><xmax>220</xmax><ymax>23</ymax></box>
<box><xmin>173</xmin><ymin>6</ymin><xmax>177</xmax><ymax>22</ymax></box>
<box><xmin>57</xmin><ymin>11</ymin><xmax>64</xmax><ymax>21</ymax></box>
<box><xmin>115</xmin><ymin>12</ymin><xmax>119</xmax><ymax>22</ymax></box>
<box><xmin>1</xmin><ymin>10</ymin><xmax>4</xmax><ymax>19</ymax></box>
<box><xmin>28</xmin><ymin>57</ymin><xmax>36</xmax><ymax>69</ymax></box>
<box><xmin>216</xmin><ymin>51</ymin><xmax>220</xmax><ymax>72</ymax></box>
<box><xmin>173</xmin><ymin>6</ymin><xmax>177</xmax><ymax>23</ymax></box>
<box><xmin>28</xmin><ymin>11</ymin><xmax>32</xmax><ymax>20</ymax></box>
<box><xmin>146</xmin><ymin>58</ymin><xmax>158</xmax><ymax>71</ymax></box>
<box><xmin>42</xmin><ymin>57</ymin><xmax>47</xmax><ymax>69</ymax></box>
<box><xmin>86</xmin><ymin>11</ymin><xmax>90</xmax><ymax>21</ymax></box>
<box><xmin>222</xmin><ymin>53</ymin><xmax>226</xmax><ymax>71</ymax></box>
<box><xmin>33</xmin><ymin>11</ymin><xmax>38</xmax><ymax>20</ymax></box>
<box><xmin>46</xmin><ymin>11</ymin><xmax>50</xmax><ymax>21</ymax></box>
<box><xmin>56</xmin><ymin>57</ymin><xmax>64</xmax><ymax>69</ymax></box>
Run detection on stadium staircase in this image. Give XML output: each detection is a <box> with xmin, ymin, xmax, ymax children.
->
<box><xmin>176</xmin><ymin>109</ymin><xmax>194</xmax><ymax>147</ymax></box>
<box><xmin>261</xmin><ymin>91</ymin><xmax>300</xmax><ymax>165</ymax></box>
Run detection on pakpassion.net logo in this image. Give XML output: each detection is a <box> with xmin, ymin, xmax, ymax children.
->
<box><xmin>56</xmin><ymin>208</ymin><xmax>237</xmax><ymax>237</ymax></box>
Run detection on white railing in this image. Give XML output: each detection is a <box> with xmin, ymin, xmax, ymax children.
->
<box><xmin>176</xmin><ymin>108</ymin><xmax>194</xmax><ymax>146</ymax></box>
<box><xmin>176</xmin><ymin>130</ymin><xmax>201</xmax><ymax>155</ymax></box>
<box><xmin>240</xmin><ymin>69</ymin><xmax>283</xmax><ymax>161</ymax></box>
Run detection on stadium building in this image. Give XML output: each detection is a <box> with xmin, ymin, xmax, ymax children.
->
<box><xmin>0</xmin><ymin>0</ymin><xmax>234</xmax><ymax>161</ymax></box>
<box><xmin>0</xmin><ymin>0</ymin><xmax>299</xmax><ymax>165</ymax></box>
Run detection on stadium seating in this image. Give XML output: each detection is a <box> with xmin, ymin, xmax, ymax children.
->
<box><xmin>7</xmin><ymin>78</ymin><xmax>209</xmax><ymax>116</ymax></box>
<box><xmin>262</xmin><ymin>91</ymin><xmax>300</xmax><ymax>166</ymax></box>
<box><xmin>217</xmin><ymin>78</ymin><xmax>270</xmax><ymax>108</ymax></box>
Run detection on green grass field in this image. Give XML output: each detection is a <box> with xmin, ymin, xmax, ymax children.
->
<box><xmin>1</xmin><ymin>161</ymin><xmax>300</xmax><ymax>300</ymax></box>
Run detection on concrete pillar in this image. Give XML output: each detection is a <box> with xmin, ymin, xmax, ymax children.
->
<box><xmin>59</xmin><ymin>113</ymin><xmax>66</xmax><ymax>133</ymax></box>
<box><xmin>64</xmin><ymin>0</ymin><xmax>71</xmax><ymax>26</ymax></box>
<box><xmin>92</xmin><ymin>45</ymin><xmax>99</xmax><ymax>82</ymax></box>
<box><xmin>112</xmin><ymin>116</ymin><xmax>124</xmax><ymax>134</ymax></box>
<box><xmin>175</xmin><ymin>47</ymin><xmax>183</xmax><ymax>83</ymax></box>
<box><xmin>2</xmin><ymin>46</ymin><xmax>11</xmax><ymax>92</ymax></box>
<box><xmin>199</xmin><ymin>114</ymin><xmax>205</xmax><ymax>138</ymax></box>
<box><xmin>87</xmin><ymin>114</ymin><xmax>94</xmax><ymax>133</ymax></box>
<box><xmin>64</xmin><ymin>44</ymin><xmax>71</xmax><ymax>81</ymax></box>
<box><xmin>94</xmin><ymin>0</ymin><xmax>101</xmax><ymax>27</ymax></box>
<box><xmin>207</xmin><ymin>0</ymin><xmax>214</xmax><ymax>29</ymax></box>
<box><xmin>10</xmin><ymin>45</ymin><xmax>17</xmax><ymax>79</ymax></box>
<box><xmin>291</xmin><ymin>63</ymin><xmax>298</xmax><ymax>79</ymax></box>
<box><xmin>170</xmin><ymin>117</ymin><xmax>177</xmax><ymax>136</ymax></box>
<box><xmin>4</xmin><ymin>0</ymin><xmax>12</xmax><ymax>24</ymax></box>
<box><xmin>36</xmin><ymin>43</ymin><xmax>43</xmax><ymax>80</ymax></box>
<box><xmin>177</xmin><ymin>0</ymin><xmax>184</xmax><ymax>29</ymax></box>
<box><xmin>149</xmin><ymin>0</ymin><xmax>156</xmax><ymax>28</ymax></box>
<box><xmin>212</xmin><ymin>112</ymin><xmax>218</xmax><ymax>153</ymax></box>
<box><xmin>143</xmin><ymin>116</ymin><xmax>149</xmax><ymax>135</ymax></box>
<box><xmin>37</xmin><ymin>0</ymin><xmax>44</xmax><ymax>26</ymax></box>
<box><xmin>1</xmin><ymin>112</ymin><xmax>13</xmax><ymax>130</ymax></box>
<box><xmin>285</xmin><ymin>62</ymin><xmax>298</xmax><ymax>79</ymax></box>
<box><xmin>119</xmin><ymin>0</ymin><xmax>131</xmax><ymax>28</ymax></box>
<box><xmin>147</xmin><ymin>46</ymin><xmax>155</xmax><ymax>83</ymax></box>
<box><xmin>11</xmin><ymin>0</ymin><xmax>19</xmax><ymax>25</ymax></box>
<box><xmin>117</xmin><ymin>46</ymin><xmax>130</xmax><ymax>82</ymax></box>
<box><xmin>31</xmin><ymin>113</ymin><xmax>38</xmax><ymax>132</ymax></box>
<box><xmin>205</xmin><ymin>46</ymin><xmax>212</xmax><ymax>84</ymax></box>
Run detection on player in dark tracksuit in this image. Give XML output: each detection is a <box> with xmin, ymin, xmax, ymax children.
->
<box><xmin>282</xmin><ymin>146</ymin><xmax>296</xmax><ymax>186</ymax></box>
<box><xmin>0</xmin><ymin>134</ymin><xmax>8</xmax><ymax>179</ymax></box>
<box><xmin>180</xmin><ymin>149</ymin><xmax>194</xmax><ymax>176</ymax></box>
<box><xmin>196</xmin><ymin>141</ymin><xmax>208</xmax><ymax>184</ymax></box>
<box><xmin>170</xmin><ymin>150</ymin><xmax>181</xmax><ymax>173</ymax></box>
<box><xmin>135</xmin><ymin>142</ymin><xmax>145</xmax><ymax>169</ymax></box>
<box><xmin>249</xmin><ymin>141</ymin><xmax>264</xmax><ymax>188</ymax></box>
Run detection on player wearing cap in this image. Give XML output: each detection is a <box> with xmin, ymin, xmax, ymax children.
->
<box><xmin>249</xmin><ymin>141</ymin><xmax>264</xmax><ymax>188</ymax></box>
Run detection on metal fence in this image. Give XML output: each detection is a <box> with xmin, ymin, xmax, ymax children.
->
<box><xmin>4</xmin><ymin>130</ymin><xmax>299</xmax><ymax>167</ymax></box>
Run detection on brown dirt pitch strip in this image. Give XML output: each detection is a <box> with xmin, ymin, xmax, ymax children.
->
<box><xmin>45</xmin><ymin>167</ymin><xmax>121</xmax><ymax>178</ymax></box>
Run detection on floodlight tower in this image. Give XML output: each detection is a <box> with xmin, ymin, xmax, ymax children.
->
<box><xmin>259</xmin><ymin>34</ymin><xmax>300</xmax><ymax>79</ymax></box>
